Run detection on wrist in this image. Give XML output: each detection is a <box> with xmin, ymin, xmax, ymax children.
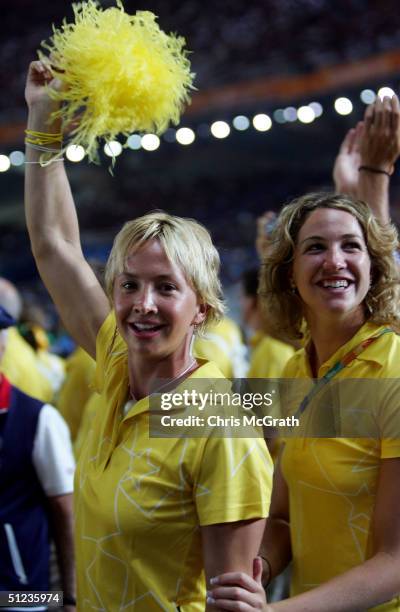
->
<box><xmin>358</xmin><ymin>164</ymin><xmax>394</xmax><ymax>177</ymax></box>
<box><xmin>27</xmin><ymin>104</ymin><xmax>62</xmax><ymax>133</ymax></box>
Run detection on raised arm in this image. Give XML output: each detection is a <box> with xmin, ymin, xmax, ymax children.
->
<box><xmin>357</xmin><ymin>94</ymin><xmax>400</xmax><ymax>224</ymax></box>
<box><xmin>332</xmin><ymin>95</ymin><xmax>400</xmax><ymax>225</ymax></box>
<box><xmin>24</xmin><ymin>61</ymin><xmax>109</xmax><ymax>358</ymax></box>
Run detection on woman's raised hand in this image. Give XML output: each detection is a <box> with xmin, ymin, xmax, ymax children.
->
<box><xmin>25</xmin><ymin>60</ymin><xmax>61</xmax><ymax>111</ymax></box>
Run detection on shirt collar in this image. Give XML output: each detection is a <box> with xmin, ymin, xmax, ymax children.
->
<box><xmin>301</xmin><ymin>321</ymin><xmax>389</xmax><ymax>378</ymax></box>
<box><xmin>122</xmin><ymin>359</ymin><xmax>226</xmax><ymax>420</ymax></box>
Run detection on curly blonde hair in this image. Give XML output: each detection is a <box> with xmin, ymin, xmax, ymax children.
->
<box><xmin>105</xmin><ymin>211</ymin><xmax>225</xmax><ymax>333</ymax></box>
<box><xmin>259</xmin><ymin>192</ymin><xmax>400</xmax><ymax>340</ymax></box>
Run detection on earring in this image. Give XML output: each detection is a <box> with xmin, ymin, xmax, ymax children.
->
<box><xmin>290</xmin><ymin>279</ymin><xmax>297</xmax><ymax>294</ymax></box>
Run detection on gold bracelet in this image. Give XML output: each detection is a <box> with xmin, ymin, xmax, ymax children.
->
<box><xmin>25</xmin><ymin>129</ymin><xmax>62</xmax><ymax>146</ymax></box>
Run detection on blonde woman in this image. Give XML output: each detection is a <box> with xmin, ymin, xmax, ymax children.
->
<box><xmin>209</xmin><ymin>193</ymin><xmax>400</xmax><ymax>611</ymax></box>
<box><xmin>24</xmin><ymin>61</ymin><xmax>273</xmax><ymax>611</ymax></box>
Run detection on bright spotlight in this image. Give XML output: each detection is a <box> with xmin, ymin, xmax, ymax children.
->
<box><xmin>283</xmin><ymin>107</ymin><xmax>297</xmax><ymax>122</ymax></box>
<box><xmin>232</xmin><ymin>115</ymin><xmax>250</xmax><ymax>130</ymax></box>
<box><xmin>10</xmin><ymin>151</ymin><xmax>25</xmax><ymax>166</ymax></box>
<box><xmin>309</xmin><ymin>102</ymin><xmax>323</xmax><ymax>117</ymax></box>
<box><xmin>360</xmin><ymin>89</ymin><xmax>376</xmax><ymax>104</ymax></box>
<box><xmin>210</xmin><ymin>121</ymin><xmax>230</xmax><ymax>139</ymax></box>
<box><xmin>334</xmin><ymin>97</ymin><xmax>353</xmax><ymax>115</ymax></box>
<box><xmin>66</xmin><ymin>145</ymin><xmax>85</xmax><ymax>162</ymax></box>
<box><xmin>378</xmin><ymin>87</ymin><xmax>396</xmax><ymax>99</ymax></box>
<box><xmin>176</xmin><ymin>127</ymin><xmax>195</xmax><ymax>145</ymax></box>
<box><xmin>0</xmin><ymin>155</ymin><xmax>11</xmax><ymax>172</ymax></box>
<box><xmin>127</xmin><ymin>135</ymin><xmax>141</xmax><ymax>150</ymax></box>
<box><xmin>141</xmin><ymin>134</ymin><xmax>160</xmax><ymax>151</ymax></box>
<box><xmin>104</xmin><ymin>141</ymin><xmax>123</xmax><ymax>157</ymax></box>
<box><xmin>252</xmin><ymin>114</ymin><xmax>272</xmax><ymax>131</ymax></box>
<box><xmin>297</xmin><ymin>106</ymin><xmax>315</xmax><ymax>124</ymax></box>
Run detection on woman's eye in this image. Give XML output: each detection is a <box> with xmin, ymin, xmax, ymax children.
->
<box><xmin>122</xmin><ymin>281</ymin><xmax>137</xmax><ymax>290</ymax></box>
<box><xmin>159</xmin><ymin>283</ymin><xmax>176</xmax><ymax>292</ymax></box>
<box><xmin>343</xmin><ymin>241</ymin><xmax>362</xmax><ymax>250</ymax></box>
<box><xmin>305</xmin><ymin>243</ymin><xmax>324</xmax><ymax>252</ymax></box>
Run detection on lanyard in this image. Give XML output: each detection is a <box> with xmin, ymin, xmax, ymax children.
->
<box><xmin>293</xmin><ymin>327</ymin><xmax>393</xmax><ymax>422</ymax></box>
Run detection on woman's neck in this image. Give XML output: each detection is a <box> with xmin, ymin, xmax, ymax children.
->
<box><xmin>127</xmin><ymin>345</ymin><xmax>197</xmax><ymax>400</ymax></box>
<box><xmin>306</xmin><ymin>312</ymin><xmax>366</xmax><ymax>376</ymax></box>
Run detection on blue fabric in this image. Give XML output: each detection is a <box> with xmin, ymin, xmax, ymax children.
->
<box><xmin>0</xmin><ymin>306</ymin><xmax>15</xmax><ymax>330</ymax></box>
<box><xmin>0</xmin><ymin>386</ymin><xmax>50</xmax><ymax>591</ymax></box>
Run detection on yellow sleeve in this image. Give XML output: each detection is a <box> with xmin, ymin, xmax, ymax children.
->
<box><xmin>94</xmin><ymin>311</ymin><xmax>120</xmax><ymax>394</ymax></box>
<box><xmin>194</xmin><ymin>436</ymin><xmax>273</xmax><ymax>525</ymax></box>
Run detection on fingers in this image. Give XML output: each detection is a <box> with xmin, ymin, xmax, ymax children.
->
<box><xmin>28</xmin><ymin>60</ymin><xmax>53</xmax><ymax>85</ymax></box>
<box><xmin>207</xmin><ymin>596</ymin><xmax>259</xmax><ymax>610</ymax></box>
<box><xmin>364</xmin><ymin>94</ymin><xmax>400</xmax><ymax>132</ymax></box>
<box><xmin>339</xmin><ymin>127</ymin><xmax>356</xmax><ymax>154</ymax></box>
<box><xmin>253</xmin><ymin>557</ymin><xmax>263</xmax><ymax>584</ymax></box>
<box><xmin>353</xmin><ymin>121</ymin><xmax>364</xmax><ymax>151</ymax></box>
<box><xmin>391</xmin><ymin>94</ymin><xmax>400</xmax><ymax>132</ymax></box>
<box><xmin>210</xmin><ymin>572</ymin><xmax>262</xmax><ymax>593</ymax></box>
<box><xmin>208</xmin><ymin>586</ymin><xmax>265</xmax><ymax>611</ymax></box>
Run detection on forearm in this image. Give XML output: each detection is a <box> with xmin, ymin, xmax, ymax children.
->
<box><xmin>25</xmin><ymin>104</ymin><xmax>82</xmax><ymax>259</ymax></box>
<box><xmin>269</xmin><ymin>551</ymin><xmax>400</xmax><ymax>612</ymax></box>
<box><xmin>357</xmin><ymin>170</ymin><xmax>390</xmax><ymax>224</ymax></box>
<box><xmin>48</xmin><ymin>494</ymin><xmax>76</xmax><ymax>600</ymax></box>
<box><xmin>260</xmin><ymin>517</ymin><xmax>292</xmax><ymax>583</ymax></box>
<box><xmin>203</xmin><ymin>519</ymin><xmax>266</xmax><ymax>611</ymax></box>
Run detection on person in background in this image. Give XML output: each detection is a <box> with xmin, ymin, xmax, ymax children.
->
<box><xmin>333</xmin><ymin>93</ymin><xmax>400</xmax><ymax>224</ymax></box>
<box><xmin>57</xmin><ymin>346</ymin><xmax>96</xmax><ymax>442</ymax></box>
<box><xmin>0</xmin><ymin>305</ymin><xmax>76</xmax><ymax>610</ymax></box>
<box><xmin>0</xmin><ymin>278</ymin><xmax>53</xmax><ymax>402</ymax></box>
<box><xmin>241</xmin><ymin>268</ymin><xmax>294</xmax><ymax>380</ymax></box>
<box><xmin>194</xmin><ymin>316</ymin><xmax>249</xmax><ymax>378</ymax></box>
<box><xmin>19</xmin><ymin>302</ymin><xmax>66</xmax><ymax>400</ymax></box>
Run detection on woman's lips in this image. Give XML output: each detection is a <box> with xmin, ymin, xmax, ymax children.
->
<box><xmin>128</xmin><ymin>322</ymin><xmax>165</xmax><ymax>338</ymax></box>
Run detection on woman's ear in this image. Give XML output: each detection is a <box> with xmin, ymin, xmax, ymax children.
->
<box><xmin>193</xmin><ymin>302</ymin><xmax>209</xmax><ymax>326</ymax></box>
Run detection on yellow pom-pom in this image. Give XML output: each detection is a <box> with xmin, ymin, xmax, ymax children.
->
<box><xmin>39</xmin><ymin>0</ymin><xmax>195</xmax><ymax>162</ymax></box>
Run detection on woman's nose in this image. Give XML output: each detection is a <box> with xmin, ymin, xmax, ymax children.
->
<box><xmin>322</xmin><ymin>247</ymin><xmax>346</xmax><ymax>271</ymax></box>
<box><xmin>132</xmin><ymin>287</ymin><xmax>157</xmax><ymax>313</ymax></box>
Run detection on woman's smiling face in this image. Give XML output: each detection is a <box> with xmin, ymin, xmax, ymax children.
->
<box><xmin>113</xmin><ymin>238</ymin><xmax>206</xmax><ymax>360</ymax></box>
<box><xmin>292</xmin><ymin>207</ymin><xmax>371</xmax><ymax>325</ymax></box>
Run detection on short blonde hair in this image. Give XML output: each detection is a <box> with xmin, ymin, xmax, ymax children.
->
<box><xmin>260</xmin><ymin>192</ymin><xmax>400</xmax><ymax>340</ymax></box>
<box><xmin>105</xmin><ymin>211</ymin><xmax>225</xmax><ymax>332</ymax></box>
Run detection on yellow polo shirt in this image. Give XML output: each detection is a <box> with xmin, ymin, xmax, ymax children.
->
<box><xmin>75</xmin><ymin>312</ymin><xmax>273</xmax><ymax>611</ymax></box>
<box><xmin>1</xmin><ymin>327</ymin><xmax>53</xmax><ymax>402</ymax></box>
<box><xmin>281</xmin><ymin>322</ymin><xmax>400</xmax><ymax>611</ymax></box>
<box><xmin>194</xmin><ymin>316</ymin><xmax>248</xmax><ymax>378</ymax></box>
<box><xmin>57</xmin><ymin>347</ymin><xmax>96</xmax><ymax>440</ymax></box>
<box><xmin>247</xmin><ymin>332</ymin><xmax>294</xmax><ymax>379</ymax></box>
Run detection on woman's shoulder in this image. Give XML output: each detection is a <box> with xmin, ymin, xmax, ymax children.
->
<box><xmin>359</xmin><ymin>322</ymin><xmax>400</xmax><ymax>376</ymax></box>
<box><xmin>282</xmin><ymin>347</ymin><xmax>307</xmax><ymax>378</ymax></box>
